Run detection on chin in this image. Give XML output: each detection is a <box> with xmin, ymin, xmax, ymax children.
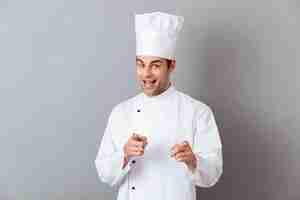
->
<box><xmin>143</xmin><ymin>89</ymin><xmax>156</xmax><ymax>96</ymax></box>
<box><xmin>143</xmin><ymin>90</ymin><xmax>153</xmax><ymax>96</ymax></box>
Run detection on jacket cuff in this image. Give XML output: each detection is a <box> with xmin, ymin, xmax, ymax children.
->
<box><xmin>111</xmin><ymin>150</ymin><xmax>132</xmax><ymax>186</ymax></box>
<box><xmin>185</xmin><ymin>153</ymin><xmax>216</xmax><ymax>187</ymax></box>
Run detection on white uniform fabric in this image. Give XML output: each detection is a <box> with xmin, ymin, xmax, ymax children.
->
<box><xmin>135</xmin><ymin>12</ymin><xmax>184</xmax><ymax>60</ymax></box>
<box><xmin>95</xmin><ymin>85</ymin><xmax>223</xmax><ymax>200</ymax></box>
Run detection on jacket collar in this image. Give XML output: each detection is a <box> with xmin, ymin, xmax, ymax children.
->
<box><xmin>140</xmin><ymin>82</ymin><xmax>176</xmax><ymax>103</ymax></box>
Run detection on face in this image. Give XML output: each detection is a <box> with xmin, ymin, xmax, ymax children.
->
<box><xmin>136</xmin><ymin>55</ymin><xmax>175</xmax><ymax>97</ymax></box>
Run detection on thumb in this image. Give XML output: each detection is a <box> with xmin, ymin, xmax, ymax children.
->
<box><xmin>182</xmin><ymin>140</ymin><xmax>189</xmax><ymax>146</ymax></box>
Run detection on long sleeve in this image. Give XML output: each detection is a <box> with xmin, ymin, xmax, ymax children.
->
<box><xmin>187</xmin><ymin>105</ymin><xmax>223</xmax><ymax>187</ymax></box>
<box><xmin>94</xmin><ymin>107</ymin><xmax>131</xmax><ymax>187</ymax></box>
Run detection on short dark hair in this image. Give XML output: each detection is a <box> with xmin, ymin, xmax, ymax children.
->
<box><xmin>166</xmin><ymin>59</ymin><xmax>173</xmax><ymax>69</ymax></box>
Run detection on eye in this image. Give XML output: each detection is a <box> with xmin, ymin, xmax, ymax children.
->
<box><xmin>136</xmin><ymin>62</ymin><xmax>144</xmax><ymax>68</ymax></box>
<box><xmin>152</xmin><ymin>64</ymin><xmax>160</xmax><ymax>69</ymax></box>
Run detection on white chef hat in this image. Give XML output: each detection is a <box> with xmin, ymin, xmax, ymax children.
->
<box><xmin>135</xmin><ymin>12</ymin><xmax>184</xmax><ymax>60</ymax></box>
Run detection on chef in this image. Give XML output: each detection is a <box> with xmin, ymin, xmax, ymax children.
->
<box><xmin>95</xmin><ymin>11</ymin><xmax>223</xmax><ymax>200</ymax></box>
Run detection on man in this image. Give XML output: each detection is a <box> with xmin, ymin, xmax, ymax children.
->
<box><xmin>95</xmin><ymin>12</ymin><xmax>223</xmax><ymax>200</ymax></box>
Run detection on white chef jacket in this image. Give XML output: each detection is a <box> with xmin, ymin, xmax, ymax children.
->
<box><xmin>95</xmin><ymin>84</ymin><xmax>223</xmax><ymax>200</ymax></box>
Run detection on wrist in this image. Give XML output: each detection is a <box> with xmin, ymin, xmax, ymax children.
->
<box><xmin>122</xmin><ymin>150</ymin><xmax>129</xmax><ymax>169</ymax></box>
<box><xmin>186</xmin><ymin>154</ymin><xmax>197</xmax><ymax>171</ymax></box>
<box><xmin>122</xmin><ymin>155</ymin><xmax>129</xmax><ymax>169</ymax></box>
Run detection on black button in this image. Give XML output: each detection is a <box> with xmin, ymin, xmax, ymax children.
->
<box><xmin>131</xmin><ymin>186</ymin><xmax>135</xmax><ymax>190</ymax></box>
<box><xmin>131</xmin><ymin>160</ymin><xmax>136</xmax><ymax>164</ymax></box>
<box><xmin>137</xmin><ymin>109</ymin><xmax>141</xmax><ymax>112</ymax></box>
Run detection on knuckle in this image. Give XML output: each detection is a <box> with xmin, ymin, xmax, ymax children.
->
<box><xmin>138</xmin><ymin>141</ymin><xmax>144</xmax><ymax>146</ymax></box>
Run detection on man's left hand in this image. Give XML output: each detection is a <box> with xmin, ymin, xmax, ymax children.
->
<box><xmin>170</xmin><ymin>141</ymin><xmax>197</xmax><ymax>171</ymax></box>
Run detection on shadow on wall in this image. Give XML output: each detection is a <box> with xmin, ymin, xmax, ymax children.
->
<box><xmin>192</xmin><ymin>24</ymin><xmax>289</xmax><ymax>200</ymax></box>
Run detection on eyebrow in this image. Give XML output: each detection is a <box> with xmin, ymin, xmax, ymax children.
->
<box><xmin>136</xmin><ymin>58</ymin><xmax>164</xmax><ymax>65</ymax></box>
<box><xmin>150</xmin><ymin>60</ymin><xmax>163</xmax><ymax>64</ymax></box>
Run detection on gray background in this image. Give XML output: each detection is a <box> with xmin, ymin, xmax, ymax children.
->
<box><xmin>0</xmin><ymin>0</ymin><xmax>299</xmax><ymax>199</ymax></box>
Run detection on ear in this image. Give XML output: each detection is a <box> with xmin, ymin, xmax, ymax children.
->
<box><xmin>169</xmin><ymin>60</ymin><xmax>176</xmax><ymax>72</ymax></box>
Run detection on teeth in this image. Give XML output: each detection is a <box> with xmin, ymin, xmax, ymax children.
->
<box><xmin>143</xmin><ymin>80</ymin><xmax>156</xmax><ymax>87</ymax></box>
<box><xmin>144</xmin><ymin>80</ymin><xmax>155</xmax><ymax>84</ymax></box>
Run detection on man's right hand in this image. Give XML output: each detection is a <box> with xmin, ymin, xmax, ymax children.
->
<box><xmin>122</xmin><ymin>133</ymin><xmax>148</xmax><ymax>168</ymax></box>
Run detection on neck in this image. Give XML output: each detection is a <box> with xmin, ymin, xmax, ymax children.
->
<box><xmin>163</xmin><ymin>82</ymin><xmax>171</xmax><ymax>93</ymax></box>
<box><xmin>144</xmin><ymin>81</ymin><xmax>172</xmax><ymax>97</ymax></box>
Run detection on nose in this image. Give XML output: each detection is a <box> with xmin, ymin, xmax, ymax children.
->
<box><xmin>143</xmin><ymin>66</ymin><xmax>153</xmax><ymax>78</ymax></box>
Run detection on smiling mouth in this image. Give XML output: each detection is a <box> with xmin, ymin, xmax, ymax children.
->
<box><xmin>143</xmin><ymin>80</ymin><xmax>157</xmax><ymax>88</ymax></box>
